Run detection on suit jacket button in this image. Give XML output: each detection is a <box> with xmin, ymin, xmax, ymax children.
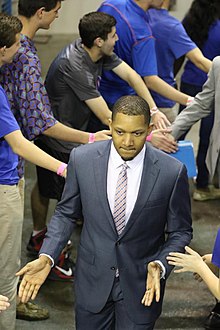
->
<box><xmin>116</xmin><ymin>242</ymin><xmax>120</xmax><ymax>246</ymax></box>
<box><xmin>111</xmin><ymin>267</ymin><xmax>116</xmax><ymax>270</ymax></box>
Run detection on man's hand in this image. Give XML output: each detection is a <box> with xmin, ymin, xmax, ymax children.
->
<box><xmin>94</xmin><ymin>130</ymin><xmax>111</xmax><ymax>141</ymax></box>
<box><xmin>151</xmin><ymin>111</ymin><xmax>171</xmax><ymax>129</ymax></box>
<box><xmin>167</xmin><ymin>246</ymin><xmax>204</xmax><ymax>274</ymax></box>
<box><xmin>0</xmin><ymin>295</ymin><xmax>10</xmax><ymax>312</ymax></box>
<box><xmin>141</xmin><ymin>261</ymin><xmax>161</xmax><ymax>307</ymax></box>
<box><xmin>16</xmin><ymin>256</ymin><xmax>52</xmax><ymax>303</ymax></box>
<box><xmin>150</xmin><ymin>129</ymin><xmax>178</xmax><ymax>153</ymax></box>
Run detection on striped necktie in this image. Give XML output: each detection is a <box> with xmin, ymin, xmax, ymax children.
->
<box><xmin>113</xmin><ymin>162</ymin><xmax>128</xmax><ymax>235</ymax></box>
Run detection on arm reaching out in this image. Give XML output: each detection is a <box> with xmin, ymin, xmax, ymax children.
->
<box><xmin>0</xmin><ymin>295</ymin><xmax>10</xmax><ymax>312</ymax></box>
<box><xmin>167</xmin><ymin>246</ymin><xmax>220</xmax><ymax>300</ymax></box>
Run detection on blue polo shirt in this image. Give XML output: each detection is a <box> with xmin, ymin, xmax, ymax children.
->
<box><xmin>0</xmin><ymin>85</ymin><xmax>20</xmax><ymax>185</ymax></box>
<box><xmin>98</xmin><ymin>0</ymin><xmax>158</xmax><ymax>105</ymax></box>
<box><xmin>181</xmin><ymin>20</ymin><xmax>220</xmax><ymax>87</ymax></box>
<box><xmin>147</xmin><ymin>8</ymin><xmax>196</xmax><ymax>108</ymax></box>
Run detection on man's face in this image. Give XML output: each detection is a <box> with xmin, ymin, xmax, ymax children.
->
<box><xmin>109</xmin><ymin>113</ymin><xmax>148</xmax><ymax>161</ymax></box>
<box><xmin>100</xmin><ymin>26</ymin><xmax>118</xmax><ymax>56</ymax></box>
<box><xmin>40</xmin><ymin>2</ymin><xmax>61</xmax><ymax>29</ymax></box>
<box><xmin>149</xmin><ymin>0</ymin><xmax>163</xmax><ymax>9</ymax></box>
<box><xmin>2</xmin><ymin>33</ymin><xmax>20</xmax><ymax>64</ymax></box>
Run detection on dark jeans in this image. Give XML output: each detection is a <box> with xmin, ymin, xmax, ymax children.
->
<box><xmin>179</xmin><ymin>81</ymin><xmax>214</xmax><ymax>188</ymax></box>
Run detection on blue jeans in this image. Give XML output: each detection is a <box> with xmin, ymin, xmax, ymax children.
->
<box><xmin>179</xmin><ymin>81</ymin><xmax>214</xmax><ymax>188</ymax></box>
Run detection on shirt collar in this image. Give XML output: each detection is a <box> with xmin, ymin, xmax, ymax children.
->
<box><xmin>127</xmin><ymin>0</ymin><xmax>148</xmax><ymax>19</ymax></box>
<box><xmin>110</xmin><ymin>141</ymin><xmax>146</xmax><ymax>170</ymax></box>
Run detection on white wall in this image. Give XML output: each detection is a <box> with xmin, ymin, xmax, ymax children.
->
<box><xmin>13</xmin><ymin>0</ymin><xmax>193</xmax><ymax>35</ymax></box>
<box><xmin>171</xmin><ymin>0</ymin><xmax>193</xmax><ymax>20</ymax></box>
<box><xmin>40</xmin><ymin>0</ymin><xmax>103</xmax><ymax>35</ymax></box>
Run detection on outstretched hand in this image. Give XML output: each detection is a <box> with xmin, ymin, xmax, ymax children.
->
<box><xmin>141</xmin><ymin>262</ymin><xmax>161</xmax><ymax>307</ymax></box>
<box><xmin>94</xmin><ymin>130</ymin><xmax>112</xmax><ymax>141</ymax></box>
<box><xmin>16</xmin><ymin>257</ymin><xmax>51</xmax><ymax>303</ymax></box>
<box><xmin>0</xmin><ymin>295</ymin><xmax>10</xmax><ymax>312</ymax></box>
<box><xmin>150</xmin><ymin>129</ymin><xmax>178</xmax><ymax>153</ymax></box>
<box><xmin>151</xmin><ymin>111</ymin><xmax>171</xmax><ymax>129</ymax></box>
<box><xmin>167</xmin><ymin>246</ymin><xmax>204</xmax><ymax>274</ymax></box>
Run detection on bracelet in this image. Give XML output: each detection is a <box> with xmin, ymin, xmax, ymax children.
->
<box><xmin>57</xmin><ymin>163</ymin><xmax>67</xmax><ymax>176</ymax></box>
<box><xmin>186</xmin><ymin>96</ymin><xmax>194</xmax><ymax>106</ymax></box>
<box><xmin>146</xmin><ymin>132</ymin><xmax>153</xmax><ymax>142</ymax></box>
<box><xmin>88</xmin><ymin>132</ymin><xmax>95</xmax><ymax>144</ymax></box>
<box><xmin>150</xmin><ymin>106</ymin><xmax>159</xmax><ymax>116</ymax></box>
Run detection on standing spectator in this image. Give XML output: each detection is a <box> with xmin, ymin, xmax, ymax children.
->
<box><xmin>171</xmin><ymin>54</ymin><xmax>220</xmax><ymax>329</ymax></box>
<box><xmin>97</xmin><ymin>0</ymin><xmax>192</xmax><ymax>111</ymax></box>
<box><xmin>0</xmin><ymin>13</ymin><xmax>76</xmax><ymax>330</ymax></box>
<box><xmin>146</xmin><ymin>0</ymin><xmax>211</xmax><ymax>123</ymax></box>
<box><xmin>178</xmin><ymin>0</ymin><xmax>220</xmax><ymax>202</ymax></box>
<box><xmin>0</xmin><ymin>0</ymin><xmax>110</xmax><ymax>321</ymax></box>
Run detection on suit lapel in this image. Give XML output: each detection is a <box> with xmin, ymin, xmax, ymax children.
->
<box><xmin>119</xmin><ymin>145</ymin><xmax>160</xmax><ymax>239</ymax></box>
<box><xmin>93</xmin><ymin>141</ymin><xmax>117</xmax><ymax>235</ymax></box>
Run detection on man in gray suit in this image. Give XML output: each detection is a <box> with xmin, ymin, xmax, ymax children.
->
<box><xmin>16</xmin><ymin>95</ymin><xmax>192</xmax><ymax>329</ymax></box>
<box><xmin>171</xmin><ymin>56</ymin><xmax>220</xmax><ymax>191</ymax></box>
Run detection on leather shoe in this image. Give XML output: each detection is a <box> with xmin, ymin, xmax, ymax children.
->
<box><xmin>205</xmin><ymin>307</ymin><xmax>220</xmax><ymax>329</ymax></box>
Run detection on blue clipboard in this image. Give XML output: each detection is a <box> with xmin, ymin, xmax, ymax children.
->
<box><xmin>169</xmin><ymin>140</ymin><xmax>197</xmax><ymax>178</ymax></box>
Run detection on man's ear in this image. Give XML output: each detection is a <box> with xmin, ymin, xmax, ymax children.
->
<box><xmin>0</xmin><ymin>46</ymin><xmax>6</xmax><ymax>57</ymax></box>
<box><xmin>94</xmin><ymin>37</ymin><xmax>103</xmax><ymax>48</ymax></box>
<box><xmin>108</xmin><ymin>118</ymin><xmax>112</xmax><ymax>132</ymax></box>
<box><xmin>36</xmin><ymin>7</ymin><xmax>45</xmax><ymax>19</ymax></box>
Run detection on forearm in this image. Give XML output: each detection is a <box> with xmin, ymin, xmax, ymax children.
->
<box><xmin>187</xmin><ymin>48</ymin><xmax>212</xmax><ymax>73</ymax></box>
<box><xmin>198</xmin><ymin>263</ymin><xmax>220</xmax><ymax>300</ymax></box>
<box><xmin>7</xmin><ymin>131</ymin><xmax>66</xmax><ymax>174</ymax></box>
<box><xmin>193</xmin><ymin>57</ymin><xmax>212</xmax><ymax>73</ymax></box>
<box><xmin>127</xmin><ymin>72</ymin><xmax>156</xmax><ymax>109</ymax></box>
<box><xmin>43</xmin><ymin>122</ymin><xmax>90</xmax><ymax>144</ymax></box>
<box><xmin>144</xmin><ymin>75</ymin><xmax>189</xmax><ymax>105</ymax></box>
<box><xmin>85</xmin><ymin>96</ymin><xmax>112</xmax><ymax>125</ymax></box>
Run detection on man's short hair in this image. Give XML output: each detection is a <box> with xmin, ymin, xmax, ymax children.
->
<box><xmin>18</xmin><ymin>0</ymin><xmax>62</xmax><ymax>18</ymax></box>
<box><xmin>112</xmin><ymin>95</ymin><xmax>150</xmax><ymax>125</ymax></box>
<box><xmin>0</xmin><ymin>13</ymin><xmax>22</xmax><ymax>48</ymax></box>
<box><xmin>78</xmin><ymin>12</ymin><xmax>116</xmax><ymax>49</ymax></box>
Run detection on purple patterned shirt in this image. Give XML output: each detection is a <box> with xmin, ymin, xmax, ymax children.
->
<box><xmin>0</xmin><ymin>34</ymin><xmax>57</xmax><ymax>177</ymax></box>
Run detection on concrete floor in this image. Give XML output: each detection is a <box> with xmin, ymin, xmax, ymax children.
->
<box><xmin>15</xmin><ymin>34</ymin><xmax>220</xmax><ymax>329</ymax></box>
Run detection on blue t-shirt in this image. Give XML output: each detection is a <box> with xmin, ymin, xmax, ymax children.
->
<box><xmin>147</xmin><ymin>8</ymin><xmax>196</xmax><ymax>108</ymax></box>
<box><xmin>212</xmin><ymin>228</ymin><xmax>220</xmax><ymax>268</ymax></box>
<box><xmin>181</xmin><ymin>20</ymin><xmax>220</xmax><ymax>87</ymax></box>
<box><xmin>0</xmin><ymin>85</ymin><xmax>19</xmax><ymax>185</ymax></box>
<box><xmin>98</xmin><ymin>0</ymin><xmax>158</xmax><ymax>105</ymax></box>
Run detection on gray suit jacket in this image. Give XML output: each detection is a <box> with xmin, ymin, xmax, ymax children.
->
<box><xmin>172</xmin><ymin>56</ymin><xmax>220</xmax><ymax>180</ymax></box>
<box><xmin>40</xmin><ymin>140</ymin><xmax>192</xmax><ymax>324</ymax></box>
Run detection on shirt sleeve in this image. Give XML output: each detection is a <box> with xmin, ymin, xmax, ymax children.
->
<box><xmin>103</xmin><ymin>53</ymin><xmax>122</xmax><ymax>71</ymax></box>
<box><xmin>16</xmin><ymin>56</ymin><xmax>57</xmax><ymax>140</ymax></box>
<box><xmin>132</xmin><ymin>37</ymin><xmax>158</xmax><ymax>77</ymax></box>
<box><xmin>168</xmin><ymin>23</ymin><xmax>196</xmax><ymax>59</ymax></box>
<box><xmin>212</xmin><ymin>229</ymin><xmax>220</xmax><ymax>268</ymax></box>
<box><xmin>0</xmin><ymin>87</ymin><xmax>19</xmax><ymax>139</ymax></box>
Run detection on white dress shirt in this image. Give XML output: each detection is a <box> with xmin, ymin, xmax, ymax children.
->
<box><xmin>107</xmin><ymin>143</ymin><xmax>145</xmax><ymax>223</ymax></box>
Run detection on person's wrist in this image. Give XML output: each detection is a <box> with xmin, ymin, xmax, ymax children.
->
<box><xmin>57</xmin><ymin>163</ymin><xmax>67</xmax><ymax>176</ymax></box>
<box><xmin>88</xmin><ymin>133</ymin><xmax>95</xmax><ymax>144</ymax></box>
<box><xmin>150</xmin><ymin>106</ymin><xmax>159</xmax><ymax>116</ymax></box>
<box><xmin>186</xmin><ymin>96</ymin><xmax>194</xmax><ymax>106</ymax></box>
<box><xmin>146</xmin><ymin>131</ymin><xmax>153</xmax><ymax>142</ymax></box>
<box><xmin>39</xmin><ymin>255</ymin><xmax>52</xmax><ymax>267</ymax></box>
